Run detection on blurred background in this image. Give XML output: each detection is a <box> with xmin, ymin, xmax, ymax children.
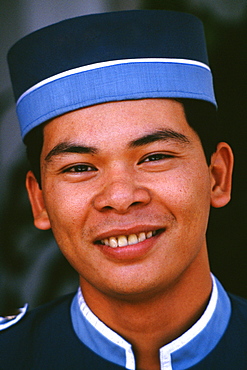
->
<box><xmin>1</xmin><ymin>0</ymin><xmax>247</xmax><ymax>313</ymax></box>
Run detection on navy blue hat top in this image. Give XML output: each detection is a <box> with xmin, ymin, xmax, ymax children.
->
<box><xmin>7</xmin><ymin>10</ymin><xmax>216</xmax><ymax>139</ymax></box>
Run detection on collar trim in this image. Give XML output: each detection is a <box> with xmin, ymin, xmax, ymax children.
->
<box><xmin>78</xmin><ymin>291</ymin><xmax>135</xmax><ymax>369</ymax></box>
<box><xmin>72</xmin><ymin>275</ymin><xmax>231</xmax><ymax>369</ymax></box>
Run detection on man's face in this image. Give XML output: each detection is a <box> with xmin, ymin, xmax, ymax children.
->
<box><xmin>33</xmin><ymin>99</ymin><xmax>214</xmax><ymax>299</ymax></box>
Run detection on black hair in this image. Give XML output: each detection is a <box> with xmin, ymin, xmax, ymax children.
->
<box><xmin>178</xmin><ymin>98</ymin><xmax>219</xmax><ymax>162</ymax></box>
<box><xmin>24</xmin><ymin>123</ymin><xmax>44</xmax><ymax>187</ymax></box>
<box><xmin>24</xmin><ymin>99</ymin><xmax>218</xmax><ymax>188</ymax></box>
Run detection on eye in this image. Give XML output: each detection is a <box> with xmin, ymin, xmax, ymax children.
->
<box><xmin>62</xmin><ymin>164</ymin><xmax>98</xmax><ymax>173</ymax></box>
<box><xmin>139</xmin><ymin>153</ymin><xmax>174</xmax><ymax>164</ymax></box>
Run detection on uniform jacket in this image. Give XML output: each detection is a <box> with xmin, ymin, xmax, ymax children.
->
<box><xmin>1</xmin><ymin>292</ymin><xmax>247</xmax><ymax>369</ymax></box>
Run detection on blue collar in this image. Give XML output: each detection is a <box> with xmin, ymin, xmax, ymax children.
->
<box><xmin>71</xmin><ymin>275</ymin><xmax>231</xmax><ymax>369</ymax></box>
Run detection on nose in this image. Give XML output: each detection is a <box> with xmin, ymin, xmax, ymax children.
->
<box><xmin>93</xmin><ymin>174</ymin><xmax>151</xmax><ymax>214</ymax></box>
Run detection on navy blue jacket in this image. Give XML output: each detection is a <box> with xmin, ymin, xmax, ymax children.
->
<box><xmin>1</xmin><ymin>292</ymin><xmax>247</xmax><ymax>369</ymax></box>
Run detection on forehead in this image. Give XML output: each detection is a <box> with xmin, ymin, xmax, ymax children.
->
<box><xmin>42</xmin><ymin>99</ymin><xmax>198</xmax><ymax>149</ymax></box>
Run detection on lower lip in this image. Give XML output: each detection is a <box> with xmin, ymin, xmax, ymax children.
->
<box><xmin>97</xmin><ymin>233</ymin><xmax>161</xmax><ymax>261</ymax></box>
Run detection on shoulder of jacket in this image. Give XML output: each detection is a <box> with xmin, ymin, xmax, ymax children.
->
<box><xmin>0</xmin><ymin>304</ymin><xmax>28</xmax><ymax>331</ymax></box>
<box><xmin>0</xmin><ymin>292</ymin><xmax>76</xmax><ymax>333</ymax></box>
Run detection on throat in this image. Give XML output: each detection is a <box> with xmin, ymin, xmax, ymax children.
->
<box><xmin>80</xmin><ymin>259</ymin><xmax>212</xmax><ymax>368</ymax></box>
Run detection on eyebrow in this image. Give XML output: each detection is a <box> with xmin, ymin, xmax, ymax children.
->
<box><xmin>129</xmin><ymin>129</ymin><xmax>191</xmax><ymax>148</ymax></box>
<box><xmin>45</xmin><ymin>129</ymin><xmax>190</xmax><ymax>161</ymax></box>
<box><xmin>45</xmin><ymin>142</ymin><xmax>98</xmax><ymax>161</ymax></box>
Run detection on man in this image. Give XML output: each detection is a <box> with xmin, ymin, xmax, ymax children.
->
<box><xmin>1</xmin><ymin>10</ymin><xmax>246</xmax><ymax>369</ymax></box>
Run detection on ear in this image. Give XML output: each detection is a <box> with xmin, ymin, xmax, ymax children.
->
<box><xmin>26</xmin><ymin>170</ymin><xmax>51</xmax><ymax>230</ymax></box>
<box><xmin>210</xmin><ymin>142</ymin><xmax>234</xmax><ymax>208</ymax></box>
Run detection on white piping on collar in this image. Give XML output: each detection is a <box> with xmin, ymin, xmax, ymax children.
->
<box><xmin>159</xmin><ymin>275</ymin><xmax>218</xmax><ymax>369</ymax></box>
<box><xmin>78</xmin><ymin>292</ymin><xmax>135</xmax><ymax>370</ymax></box>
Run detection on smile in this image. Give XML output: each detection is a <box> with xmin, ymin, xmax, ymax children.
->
<box><xmin>101</xmin><ymin>230</ymin><xmax>159</xmax><ymax>248</ymax></box>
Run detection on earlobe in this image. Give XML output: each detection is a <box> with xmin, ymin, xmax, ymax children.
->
<box><xmin>210</xmin><ymin>142</ymin><xmax>234</xmax><ymax>208</ymax></box>
<box><xmin>26</xmin><ymin>171</ymin><xmax>51</xmax><ymax>230</ymax></box>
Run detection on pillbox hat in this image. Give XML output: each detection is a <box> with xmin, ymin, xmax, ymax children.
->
<box><xmin>7</xmin><ymin>10</ymin><xmax>216</xmax><ymax>139</ymax></box>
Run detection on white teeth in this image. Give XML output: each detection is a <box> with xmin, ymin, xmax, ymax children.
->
<box><xmin>138</xmin><ymin>232</ymin><xmax>146</xmax><ymax>242</ymax></box>
<box><xmin>109</xmin><ymin>237</ymin><xmax>118</xmax><ymax>248</ymax></box>
<box><xmin>101</xmin><ymin>230</ymin><xmax>157</xmax><ymax>248</ymax></box>
<box><xmin>118</xmin><ymin>236</ymin><xmax>128</xmax><ymax>247</ymax></box>
<box><xmin>128</xmin><ymin>234</ymin><xmax>138</xmax><ymax>245</ymax></box>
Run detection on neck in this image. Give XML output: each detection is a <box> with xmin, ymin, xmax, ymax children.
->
<box><xmin>80</xmin><ymin>248</ymin><xmax>212</xmax><ymax>370</ymax></box>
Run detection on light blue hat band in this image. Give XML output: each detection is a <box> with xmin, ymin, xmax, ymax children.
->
<box><xmin>17</xmin><ymin>58</ymin><xmax>216</xmax><ymax>139</ymax></box>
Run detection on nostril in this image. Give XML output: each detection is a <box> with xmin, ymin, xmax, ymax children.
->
<box><xmin>101</xmin><ymin>205</ymin><xmax>114</xmax><ymax>211</ymax></box>
<box><xmin>98</xmin><ymin>201</ymin><xmax>148</xmax><ymax>214</ymax></box>
<box><xmin>132</xmin><ymin>201</ymin><xmax>142</xmax><ymax>207</ymax></box>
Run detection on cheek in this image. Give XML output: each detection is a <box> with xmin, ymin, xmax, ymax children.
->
<box><xmin>153</xmin><ymin>166</ymin><xmax>211</xmax><ymax>225</ymax></box>
<box><xmin>42</xmin><ymin>186</ymin><xmax>95</xmax><ymax>268</ymax></box>
<box><xmin>42</xmin><ymin>183</ymin><xmax>92</xmax><ymax>237</ymax></box>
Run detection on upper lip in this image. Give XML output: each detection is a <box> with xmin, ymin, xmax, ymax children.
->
<box><xmin>94</xmin><ymin>225</ymin><xmax>164</xmax><ymax>242</ymax></box>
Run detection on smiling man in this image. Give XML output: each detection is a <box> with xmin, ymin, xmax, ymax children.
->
<box><xmin>1</xmin><ymin>10</ymin><xmax>247</xmax><ymax>370</ymax></box>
